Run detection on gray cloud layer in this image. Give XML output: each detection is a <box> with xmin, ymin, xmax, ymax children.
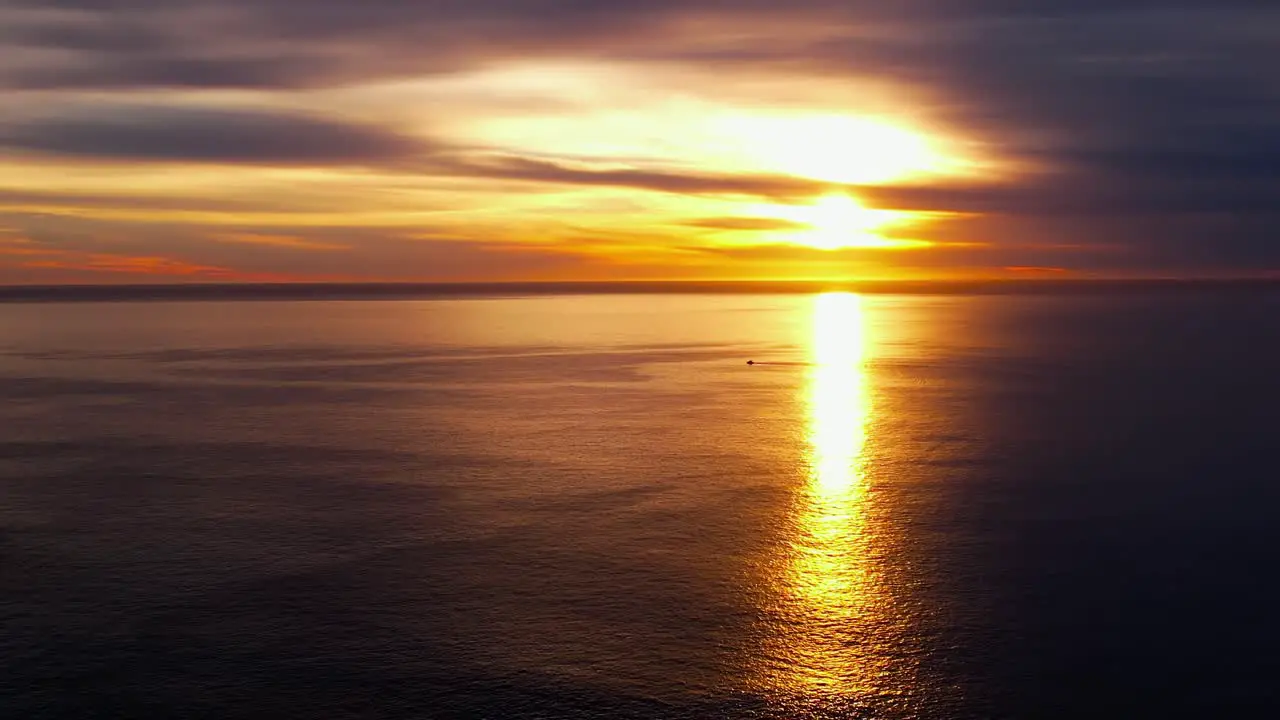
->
<box><xmin>0</xmin><ymin>104</ymin><xmax>424</xmax><ymax>164</ymax></box>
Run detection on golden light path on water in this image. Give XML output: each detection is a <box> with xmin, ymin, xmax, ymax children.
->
<box><xmin>795</xmin><ymin>291</ymin><xmax>876</xmax><ymax>689</ymax></box>
<box><xmin>755</xmin><ymin>292</ymin><xmax>908</xmax><ymax>710</ymax></box>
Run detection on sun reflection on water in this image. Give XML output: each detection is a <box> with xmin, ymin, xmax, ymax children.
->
<box><xmin>795</xmin><ymin>292</ymin><xmax>876</xmax><ymax>689</ymax></box>
<box><xmin>807</xmin><ymin>292</ymin><xmax>870</xmax><ymax>500</ymax></box>
<box><xmin>756</xmin><ymin>292</ymin><xmax>898</xmax><ymax>706</ymax></box>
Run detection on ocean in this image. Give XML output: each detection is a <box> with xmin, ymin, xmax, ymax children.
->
<box><xmin>2</xmin><ymin>286</ymin><xmax>1278</xmax><ymax>718</ymax></box>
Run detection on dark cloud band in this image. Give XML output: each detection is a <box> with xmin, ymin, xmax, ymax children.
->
<box><xmin>0</xmin><ymin>104</ymin><xmax>426</xmax><ymax>164</ymax></box>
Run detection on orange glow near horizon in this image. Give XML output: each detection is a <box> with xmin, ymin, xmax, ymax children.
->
<box><xmin>418</xmin><ymin>87</ymin><xmax>978</xmax><ymax>270</ymax></box>
<box><xmin>0</xmin><ymin>56</ymin><xmax>1007</xmax><ymax>283</ymax></box>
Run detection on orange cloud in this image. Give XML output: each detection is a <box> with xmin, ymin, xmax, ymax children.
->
<box><xmin>214</xmin><ymin>233</ymin><xmax>350</xmax><ymax>251</ymax></box>
<box><xmin>0</xmin><ymin>237</ymin><xmax>293</xmax><ymax>281</ymax></box>
<box><xmin>1003</xmin><ymin>266</ymin><xmax>1072</xmax><ymax>275</ymax></box>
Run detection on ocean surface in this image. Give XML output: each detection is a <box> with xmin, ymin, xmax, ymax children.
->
<box><xmin>2</xmin><ymin>288</ymin><xmax>1278</xmax><ymax>718</ymax></box>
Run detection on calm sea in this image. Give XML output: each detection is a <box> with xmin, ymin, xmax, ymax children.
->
<box><xmin>2</xmin><ymin>289</ymin><xmax>1278</xmax><ymax>718</ymax></box>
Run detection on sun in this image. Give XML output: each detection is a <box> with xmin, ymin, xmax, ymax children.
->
<box><xmin>753</xmin><ymin>193</ymin><xmax>927</xmax><ymax>250</ymax></box>
<box><xmin>800</xmin><ymin>195</ymin><xmax>898</xmax><ymax>250</ymax></box>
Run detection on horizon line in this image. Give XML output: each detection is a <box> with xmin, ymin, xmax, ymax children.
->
<box><xmin>2</xmin><ymin>277</ymin><xmax>1278</xmax><ymax>303</ymax></box>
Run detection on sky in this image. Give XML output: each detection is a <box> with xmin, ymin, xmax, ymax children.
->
<box><xmin>1</xmin><ymin>1</ymin><xmax>1277</xmax><ymax>283</ymax></box>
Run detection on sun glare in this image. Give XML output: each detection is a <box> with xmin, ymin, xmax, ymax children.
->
<box><xmin>802</xmin><ymin>195</ymin><xmax>899</xmax><ymax>250</ymax></box>
<box><xmin>751</xmin><ymin>194</ymin><xmax>928</xmax><ymax>251</ymax></box>
<box><xmin>717</xmin><ymin>115</ymin><xmax>950</xmax><ymax>185</ymax></box>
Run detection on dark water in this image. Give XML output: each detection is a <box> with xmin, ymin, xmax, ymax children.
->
<box><xmin>2</xmin><ymin>290</ymin><xmax>1278</xmax><ymax>718</ymax></box>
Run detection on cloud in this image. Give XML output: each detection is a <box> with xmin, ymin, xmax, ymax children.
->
<box><xmin>8</xmin><ymin>56</ymin><xmax>350</xmax><ymax>91</ymax></box>
<box><xmin>0</xmin><ymin>103</ymin><xmax>426</xmax><ymax>165</ymax></box>
<box><xmin>681</xmin><ymin>217</ymin><xmax>809</xmax><ymax>231</ymax></box>
<box><xmin>0</xmin><ymin>211</ymin><xmax>613</xmax><ymax>283</ymax></box>
<box><xmin>438</xmin><ymin>155</ymin><xmax>825</xmax><ymax>198</ymax></box>
<box><xmin>0</xmin><ymin>0</ymin><xmax>693</xmax><ymax>90</ymax></box>
<box><xmin>214</xmin><ymin>233</ymin><xmax>350</xmax><ymax>251</ymax></box>
<box><xmin>0</xmin><ymin>234</ymin><xmax>278</xmax><ymax>281</ymax></box>
<box><xmin>1004</xmin><ymin>266</ymin><xmax>1071</xmax><ymax>275</ymax></box>
<box><xmin>854</xmin><ymin>178</ymin><xmax>1280</xmax><ymax>218</ymax></box>
<box><xmin>0</xmin><ymin>188</ymin><xmax>334</xmax><ymax>214</ymax></box>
